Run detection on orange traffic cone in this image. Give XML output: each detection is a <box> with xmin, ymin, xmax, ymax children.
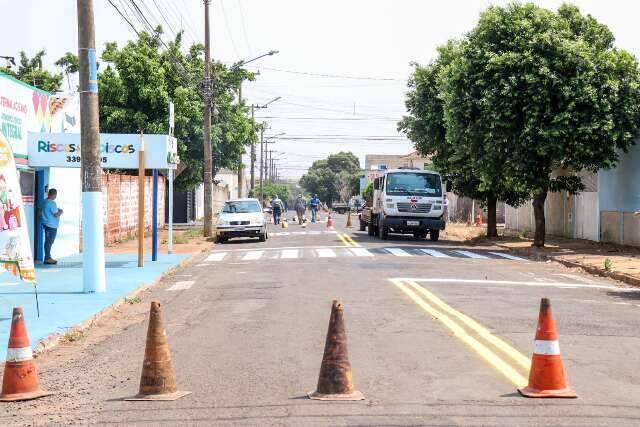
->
<box><xmin>518</xmin><ymin>298</ymin><xmax>576</xmax><ymax>398</ymax></box>
<box><xmin>0</xmin><ymin>307</ymin><xmax>52</xmax><ymax>401</ymax></box>
<box><xmin>125</xmin><ymin>301</ymin><xmax>190</xmax><ymax>401</ymax></box>
<box><xmin>309</xmin><ymin>300</ymin><xmax>364</xmax><ymax>401</ymax></box>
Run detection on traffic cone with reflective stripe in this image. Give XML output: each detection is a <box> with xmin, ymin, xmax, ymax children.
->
<box><xmin>0</xmin><ymin>307</ymin><xmax>52</xmax><ymax>401</ymax></box>
<box><xmin>518</xmin><ymin>298</ymin><xmax>576</xmax><ymax>398</ymax></box>
<box><xmin>125</xmin><ymin>301</ymin><xmax>190</xmax><ymax>401</ymax></box>
<box><xmin>326</xmin><ymin>213</ymin><xmax>334</xmax><ymax>229</ymax></box>
<box><xmin>309</xmin><ymin>300</ymin><xmax>364</xmax><ymax>401</ymax></box>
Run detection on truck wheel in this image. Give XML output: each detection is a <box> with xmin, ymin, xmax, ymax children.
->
<box><xmin>367</xmin><ymin>221</ymin><xmax>375</xmax><ymax>236</ymax></box>
<box><xmin>430</xmin><ymin>229</ymin><xmax>440</xmax><ymax>241</ymax></box>
<box><xmin>378</xmin><ymin>221</ymin><xmax>389</xmax><ymax>240</ymax></box>
<box><xmin>359</xmin><ymin>219</ymin><xmax>366</xmax><ymax>231</ymax></box>
<box><xmin>259</xmin><ymin>232</ymin><xmax>266</xmax><ymax>242</ymax></box>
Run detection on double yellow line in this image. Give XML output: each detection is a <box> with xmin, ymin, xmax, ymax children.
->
<box><xmin>337</xmin><ymin>233</ymin><xmax>358</xmax><ymax>247</ymax></box>
<box><xmin>391</xmin><ymin>278</ymin><xmax>530</xmax><ymax>387</ymax></box>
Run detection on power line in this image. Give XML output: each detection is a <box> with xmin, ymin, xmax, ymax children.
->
<box><xmin>249</xmin><ymin>66</ymin><xmax>404</xmax><ymax>81</ymax></box>
<box><xmin>237</xmin><ymin>0</ymin><xmax>252</xmax><ymax>55</ymax></box>
<box><xmin>219</xmin><ymin>0</ymin><xmax>240</xmax><ymax>58</ymax></box>
<box><xmin>255</xmin><ymin>115</ymin><xmax>400</xmax><ymax>121</ymax></box>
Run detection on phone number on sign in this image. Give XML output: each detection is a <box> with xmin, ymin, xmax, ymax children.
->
<box><xmin>66</xmin><ymin>156</ymin><xmax>108</xmax><ymax>164</ymax></box>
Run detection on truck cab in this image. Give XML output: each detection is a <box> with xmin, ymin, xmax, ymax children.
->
<box><xmin>360</xmin><ymin>168</ymin><xmax>446</xmax><ymax>240</ymax></box>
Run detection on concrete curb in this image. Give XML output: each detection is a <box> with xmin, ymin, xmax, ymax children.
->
<box><xmin>33</xmin><ymin>245</ymin><xmax>211</xmax><ymax>357</ymax></box>
<box><xmin>496</xmin><ymin>243</ymin><xmax>640</xmax><ymax>288</ymax></box>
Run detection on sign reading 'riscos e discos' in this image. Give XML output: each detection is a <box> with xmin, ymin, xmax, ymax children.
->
<box><xmin>27</xmin><ymin>132</ymin><xmax>178</xmax><ymax>169</ymax></box>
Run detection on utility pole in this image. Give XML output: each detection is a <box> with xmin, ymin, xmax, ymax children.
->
<box><xmin>250</xmin><ymin>105</ymin><xmax>256</xmax><ymax>193</ymax></box>
<box><xmin>259</xmin><ymin>124</ymin><xmax>265</xmax><ymax>204</ymax></box>
<box><xmin>78</xmin><ymin>0</ymin><xmax>106</xmax><ymax>293</ymax></box>
<box><xmin>237</xmin><ymin>85</ymin><xmax>243</xmax><ymax>198</ymax></box>
<box><xmin>200</xmin><ymin>0</ymin><xmax>214</xmax><ymax>237</ymax></box>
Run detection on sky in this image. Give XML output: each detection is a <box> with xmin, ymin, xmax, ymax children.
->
<box><xmin>2</xmin><ymin>0</ymin><xmax>640</xmax><ymax>178</ymax></box>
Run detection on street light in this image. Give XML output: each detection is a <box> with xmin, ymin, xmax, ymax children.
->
<box><xmin>232</xmin><ymin>50</ymin><xmax>279</xmax><ymax>70</ymax></box>
<box><xmin>0</xmin><ymin>56</ymin><xmax>16</xmax><ymax>68</ymax></box>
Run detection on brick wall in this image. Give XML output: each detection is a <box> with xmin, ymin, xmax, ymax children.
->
<box><xmin>102</xmin><ymin>172</ymin><xmax>166</xmax><ymax>244</ymax></box>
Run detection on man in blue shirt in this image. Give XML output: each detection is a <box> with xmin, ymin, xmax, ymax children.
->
<box><xmin>309</xmin><ymin>194</ymin><xmax>321</xmax><ymax>223</ymax></box>
<box><xmin>41</xmin><ymin>188</ymin><xmax>63</xmax><ymax>264</ymax></box>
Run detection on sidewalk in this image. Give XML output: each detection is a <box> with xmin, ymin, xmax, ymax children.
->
<box><xmin>0</xmin><ymin>229</ymin><xmax>209</xmax><ymax>361</ymax></box>
<box><xmin>445</xmin><ymin>223</ymin><xmax>640</xmax><ymax>287</ymax></box>
<box><xmin>495</xmin><ymin>236</ymin><xmax>640</xmax><ymax>287</ymax></box>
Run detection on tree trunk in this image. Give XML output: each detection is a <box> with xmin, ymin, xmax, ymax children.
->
<box><xmin>532</xmin><ymin>190</ymin><xmax>547</xmax><ymax>247</ymax></box>
<box><xmin>486</xmin><ymin>195</ymin><xmax>498</xmax><ymax>238</ymax></box>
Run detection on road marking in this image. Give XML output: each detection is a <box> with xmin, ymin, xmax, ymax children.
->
<box><xmin>553</xmin><ymin>273</ymin><xmax>595</xmax><ymax>284</ymax></box>
<box><xmin>204</xmin><ymin>252</ymin><xmax>227</xmax><ymax>262</ymax></box>
<box><xmin>167</xmin><ymin>280</ymin><xmax>195</xmax><ymax>291</ymax></box>
<box><xmin>391</xmin><ymin>279</ymin><xmax>528</xmax><ymax>387</ymax></box>
<box><xmin>280</xmin><ymin>249</ymin><xmax>299</xmax><ymax>259</ymax></box>
<box><xmin>325</xmin><ymin>230</ymin><xmax>337</xmax><ymax>234</ymax></box>
<box><xmin>395</xmin><ymin>277</ymin><xmax>640</xmax><ymax>292</ymax></box>
<box><xmin>344</xmin><ymin>234</ymin><xmax>359</xmax><ymax>247</ymax></box>
<box><xmin>316</xmin><ymin>248</ymin><xmax>337</xmax><ymax>258</ymax></box>
<box><xmin>350</xmin><ymin>247</ymin><xmax>373</xmax><ymax>257</ymax></box>
<box><xmin>242</xmin><ymin>250</ymin><xmax>264</xmax><ymax>261</ymax></box>
<box><xmin>403</xmin><ymin>280</ymin><xmax>530</xmax><ymax>371</ymax></box>
<box><xmin>386</xmin><ymin>248</ymin><xmax>412</xmax><ymax>257</ymax></box>
<box><xmin>337</xmin><ymin>233</ymin><xmax>351</xmax><ymax>247</ymax></box>
<box><xmin>211</xmin><ymin>245</ymin><xmax>346</xmax><ymax>253</ymax></box>
<box><xmin>308</xmin><ymin>230</ymin><xmax>321</xmax><ymax>235</ymax></box>
<box><xmin>489</xmin><ymin>252</ymin><xmax>526</xmax><ymax>261</ymax></box>
<box><xmin>455</xmin><ymin>250</ymin><xmax>489</xmax><ymax>259</ymax></box>
<box><xmin>420</xmin><ymin>249</ymin><xmax>451</xmax><ymax>258</ymax></box>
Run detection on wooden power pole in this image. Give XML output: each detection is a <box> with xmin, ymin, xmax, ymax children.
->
<box><xmin>200</xmin><ymin>0</ymin><xmax>214</xmax><ymax>236</ymax></box>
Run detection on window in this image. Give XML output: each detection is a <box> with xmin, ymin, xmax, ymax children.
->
<box><xmin>385</xmin><ymin>172</ymin><xmax>442</xmax><ymax>197</ymax></box>
<box><xmin>222</xmin><ymin>201</ymin><xmax>261</xmax><ymax>213</ymax></box>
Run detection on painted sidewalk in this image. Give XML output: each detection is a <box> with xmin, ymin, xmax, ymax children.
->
<box><xmin>0</xmin><ymin>252</ymin><xmax>187</xmax><ymax>361</ymax></box>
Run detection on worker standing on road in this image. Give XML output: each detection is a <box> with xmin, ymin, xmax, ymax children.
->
<box><xmin>443</xmin><ymin>194</ymin><xmax>450</xmax><ymax>222</ymax></box>
<box><xmin>271</xmin><ymin>195</ymin><xmax>285</xmax><ymax>225</ymax></box>
<box><xmin>309</xmin><ymin>194</ymin><xmax>321</xmax><ymax>223</ymax></box>
<box><xmin>294</xmin><ymin>194</ymin><xmax>307</xmax><ymax>225</ymax></box>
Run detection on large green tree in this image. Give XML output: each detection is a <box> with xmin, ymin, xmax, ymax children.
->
<box><xmin>299</xmin><ymin>152</ymin><xmax>360</xmax><ymax>205</ymax></box>
<box><xmin>400</xmin><ymin>42</ymin><xmax>528</xmax><ymax>237</ymax></box>
<box><xmin>97</xmin><ymin>29</ymin><xmax>256</xmax><ymax>190</ymax></box>
<box><xmin>446</xmin><ymin>3</ymin><xmax>640</xmax><ymax>246</ymax></box>
<box><xmin>0</xmin><ymin>50</ymin><xmax>63</xmax><ymax>92</ymax></box>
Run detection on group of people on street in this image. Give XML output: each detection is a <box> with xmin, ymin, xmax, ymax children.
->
<box><xmin>270</xmin><ymin>193</ymin><xmax>323</xmax><ymax>225</ymax></box>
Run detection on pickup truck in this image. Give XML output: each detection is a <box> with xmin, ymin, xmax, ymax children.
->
<box><xmin>359</xmin><ymin>168</ymin><xmax>447</xmax><ymax>241</ymax></box>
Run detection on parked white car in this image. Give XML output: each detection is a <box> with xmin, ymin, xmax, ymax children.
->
<box><xmin>215</xmin><ymin>198</ymin><xmax>268</xmax><ymax>243</ymax></box>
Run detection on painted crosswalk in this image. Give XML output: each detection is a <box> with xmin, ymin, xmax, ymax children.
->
<box><xmin>196</xmin><ymin>247</ymin><xmax>529</xmax><ymax>264</ymax></box>
<box><xmin>270</xmin><ymin>230</ymin><xmax>337</xmax><ymax>237</ymax></box>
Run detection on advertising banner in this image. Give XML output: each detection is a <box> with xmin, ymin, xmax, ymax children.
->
<box><xmin>0</xmin><ymin>73</ymin><xmax>51</xmax><ymax>161</ymax></box>
<box><xmin>27</xmin><ymin>132</ymin><xmax>178</xmax><ymax>169</ymax></box>
<box><xmin>0</xmin><ymin>132</ymin><xmax>36</xmax><ymax>282</ymax></box>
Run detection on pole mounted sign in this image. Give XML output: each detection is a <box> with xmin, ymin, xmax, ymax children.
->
<box><xmin>27</xmin><ymin>132</ymin><xmax>178</xmax><ymax>169</ymax></box>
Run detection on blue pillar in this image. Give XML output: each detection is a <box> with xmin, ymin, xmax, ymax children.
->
<box><xmin>152</xmin><ymin>169</ymin><xmax>158</xmax><ymax>261</ymax></box>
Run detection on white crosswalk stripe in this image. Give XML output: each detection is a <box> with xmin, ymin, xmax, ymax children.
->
<box><xmin>204</xmin><ymin>252</ymin><xmax>227</xmax><ymax>262</ymax></box>
<box><xmin>280</xmin><ymin>249</ymin><xmax>299</xmax><ymax>259</ymax></box>
<box><xmin>386</xmin><ymin>248</ymin><xmax>412</xmax><ymax>257</ymax></box>
<box><xmin>242</xmin><ymin>250</ymin><xmax>264</xmax><ymax>261</ymax></box>
<box><xmin>316</xmin><ymin>248</ymin><xmax>337</xmax><ymax>258</ymax></box>
<box><xmin>420</xmin><ymin>249</ymin><xmax>451</xmax><ymax>258</ymax></box>
<box><xmin>455</xmin><ymin>250</ymin><xmax>489</xmax><ymax>259</ymax></box>
<box><xmin>489</xmin><ymin>252</ymin><xmax>526</xmax><ymax>261</ymax></box>
<box><xmin>167</xmin><ymin>280</ymin><xmax>195</xmax><ymax>291</ymax></box>
<box><xmin>350</xmin><ymin>247</ymin><xmax>373</xmax><ymax>257</ymax></box>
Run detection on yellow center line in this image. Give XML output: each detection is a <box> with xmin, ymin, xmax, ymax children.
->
<box><xmin>404</xmin><ymin>280</ymin><xmax>531</xmax><ymax>371</ymax></box>
<box><xmin>391</xmin><ymin>278</ymin><xmax>528</xmax><ymax>387</ymax></box>
<box><xmin>337</xmin><ymin>233</ymin><xmax>352</xmax><ymax>247</ymax></box>
<box><xmin>344</xmin><ymin>234</ymin><xmax>359</xmax><ymax>247</ymax></box>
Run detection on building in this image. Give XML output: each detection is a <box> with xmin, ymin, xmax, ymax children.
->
<box><xmin>505</xmin><ymin>145</ymin><xmax>640</xmax><ymax>246</ymax></box>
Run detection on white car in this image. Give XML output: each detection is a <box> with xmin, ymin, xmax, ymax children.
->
<box><xmin>215</xmin><ymin>198</ymin><xmax>268</xmax><ymax>243</ymax></box>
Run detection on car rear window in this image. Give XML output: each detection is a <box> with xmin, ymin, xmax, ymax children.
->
<box><xmin>222</xmin><ymin>201</ymin><xmax>261</xmax><ymax>213</ymax></box>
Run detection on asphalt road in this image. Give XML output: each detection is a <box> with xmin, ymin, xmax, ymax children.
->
<box><xmin>3</xmin><ymin>215</ymin><xmax>640</xmax><ymax>426</ymax></box>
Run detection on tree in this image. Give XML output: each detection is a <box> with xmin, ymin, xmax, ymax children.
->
<box><xmin>262</xmin><ymin>182</ymin><xmax>291</xmax><ymax>202</ymax></box>
<box><xmin>55</xmin><ymin>52</ymin><xmax>79</xmax><ymax>91</ymax></box>
<box><xmin>0</xmin><ymin>50</ymin><xmax>63</xmax><ymax>92</ymax></box>
<box><xmin>399</xmin><ymin>42</ymin><xmax>528</xmax><ymax>237</ymax></box>
<box><xmin>447</xmin><ymin>3</ymin><xmax>640</xmax><ymax>246</ymax></box>
<box><xmin>97</xmin><ymin>29</ymin><xmax>256</xmax><ymax>191</ymax></box>
<box><xmin>299</xmin><ymin>152</ymin><xmax>361</xmax><ymax>205</ymax></box>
